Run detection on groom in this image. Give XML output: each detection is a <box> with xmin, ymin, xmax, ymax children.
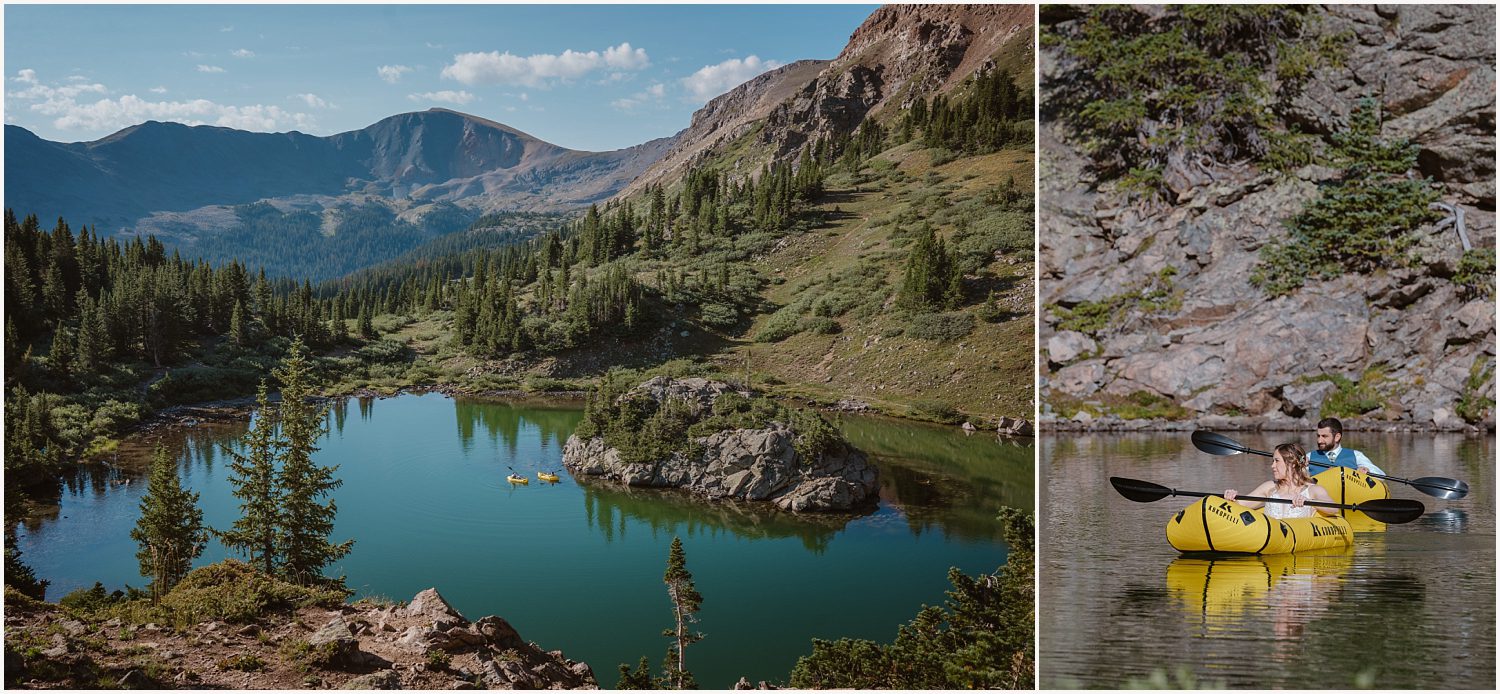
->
<box><xmin>1310</xmin><ymin>417</ymin><xmax>1386</xmax><ymax>476</ymax></box>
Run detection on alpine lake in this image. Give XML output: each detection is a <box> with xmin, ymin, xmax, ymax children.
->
<box><xmin>1039</xmin><ymin>431</ymin><xmax>1495</xmax><ymax>689</ymax></box>
<box><xmin>12</xmin><ymin>392</ymin><xmax>1033</xmax><ymax>688</ymax></box>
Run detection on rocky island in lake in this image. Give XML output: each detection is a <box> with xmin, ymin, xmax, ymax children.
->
<box><xmin>563</xmin><ymin>377</ymin><xmax>878</xmax><ymax>512</ymax></box>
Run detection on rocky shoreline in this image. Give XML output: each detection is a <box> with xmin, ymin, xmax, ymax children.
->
<box><xmin>1040</xmin><ymin>414</ymin><xmax>1494</xmax><ymax>434</ymax></box>
<box><xmin>563</xmin><ymin>378</ymin><xmax>881</xmax><ymax>513</ymax></box>
<box><xmin>4</xmin><ymin>578</ymin><xmax>597</xmax><ymax>690</ymax></box>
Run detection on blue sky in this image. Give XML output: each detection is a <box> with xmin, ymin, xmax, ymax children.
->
<box><xmin>4</xmin><ymin>4</ymin><xmax>877</xmax><ymax>151</ymax></box>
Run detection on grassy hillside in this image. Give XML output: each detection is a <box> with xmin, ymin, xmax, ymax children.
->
<box><xmin>313</xmin><ymin>132</ymin><xmax>1035</xmax><ymax>426</ymax></box>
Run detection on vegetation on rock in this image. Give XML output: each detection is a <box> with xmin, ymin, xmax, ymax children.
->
<box><xmin>1251</xmin><ymin>101</ymin><xmax>1443</xmax><ymax>297</ymax></box>
<box><xmin>1044</xmin><ymin>4</ymin><xmax>1346</xmax><ymax>195</ymax></box>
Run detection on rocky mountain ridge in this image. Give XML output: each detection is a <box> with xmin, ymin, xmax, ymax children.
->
<box><xmin>1040</xmin><ymin>4</ymin><xmax>1495</xmax><ymax>431</ymax></box>
<box><xmin>624</xmin><ymin>3</ymin><xmax>1034</xmax><ymax>193</ymax></box>
<box><xmin>5</xmin><ymin>108</ymin><xmax>672</xmax><ymax>234</ymax></box>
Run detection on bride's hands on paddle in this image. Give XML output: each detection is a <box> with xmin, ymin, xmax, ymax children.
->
<box><xmin>1224</xmin><ymin>489</ymin><xmax>1237</xmax><ymax>502</ymax></box>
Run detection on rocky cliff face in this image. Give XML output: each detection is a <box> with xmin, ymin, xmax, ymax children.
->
<box><xmin>759</xmin><ymin>4</ymin><xmax>1033</xmax><ymax>161</ymax></box>
<box><xmin>563</xmin><ymin>378</ymin><xmax>879</xmax><ymax>512</ymax></box>
<box><xmin>1040</xmin><ymin>4</ymin><xmax>1495</xmax><ymax>431</ymax></box>
<box><xmin>623</xmin><ymin>4</ymin><xmax>1033</xmax><ymax>194</ymax></box>
<box><xmin>622</xmin><ymin>60</ymin><xmax>830</xmax><ymax>195</ymax></box>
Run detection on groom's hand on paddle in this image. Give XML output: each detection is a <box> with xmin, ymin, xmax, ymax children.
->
<box><xmin>1224</xmin><ymin>489</ymin><xmax>1237</xmax><ymax>501</ymax></box>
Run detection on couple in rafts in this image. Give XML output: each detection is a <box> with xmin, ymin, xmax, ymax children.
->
<box><xmin>1222</xmin><ymin>417</ymin><xmax>1384</xmax><ymax>519</ymax></box>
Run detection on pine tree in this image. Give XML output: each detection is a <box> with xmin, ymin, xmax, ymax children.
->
<box><xmin>230</xmin><ymin>299</ymin><xmax>249</xmax><ymax>346</ymax></box>
<box><xmin>898</xmin><ymin>224</ymin><xmax>952</xmax><ymax>311</ymax></box>
<box><xmin>615</xmin><ymin>657</ymin><xmax>654</xmax><ymax>690</ymax></box>
<box><xmin>129</xmin><ymin>446</ymin><xmax>207</xmax><ymax>602</ymax></box>
<box><xmin>220</xmin><ymin>382</ymin><xmax>284</xmax><ymax>576</ymax></box>
<box><xmin>274</xmin><ymin>339</ymin><xmax>353</xmax><ymax>585</ymax></box>
<box><xmin>662</xmin><ymin>536</ymin><xmax>703</xmax><ymax>689</ymax></box>
<box><xmin>358</xmin><ymin>303</ymin><xmax>376</xmax><ymax>339</ymax></box>
<box><xmin>4</xmin><ymin>542</ymin><xmax>49</xmax><ymax>600</ymax></box>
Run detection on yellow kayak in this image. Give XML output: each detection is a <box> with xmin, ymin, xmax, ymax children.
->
<box><xmin>537</xmin><ymin>471</ymin><xmax>560</xmax><ymax>483</ymax></box>
<box><xmin>1166</xmin><ymin>496</ymin><xmax>1353</xmax><ymax>554</ymax></box>
<box><xmin>506</xmin><ymin>474</ymin><xmax>529</xmax><ymax>485</ymax></box>
<box><xmin>1313</xmin><ymin>467</ymin><xmax>1389</xmax><ymax>530</ymax></box>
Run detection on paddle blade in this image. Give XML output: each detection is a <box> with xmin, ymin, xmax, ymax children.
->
<box><xmin>1355</xmin><ymin>498</ymin><xmax>1426</xmax><ymax>525</ymax></box>
<box><xmin>1408</xmin><ymin>476</ymin><xmax>1469</xmax><ymax>500</ymax></box>
<box><xmin>1190</xmin><ymin>430</ymin><xmax>1271</xmax><ymax>457</ymax></box>
<box><xmin>1110</xmin><ymin>477</ymin><xmax>1173</xmax><ymax>503</ymax></box>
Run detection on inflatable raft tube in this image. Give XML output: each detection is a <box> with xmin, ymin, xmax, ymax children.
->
<box><xmin>1313</xmin><ymin>466</ymin><xmax>1389</xmax><ymax>530</ymax></box>
<box><xmin>1166</xmin><ymin>496</ymin><xmax>1354</xmax><ymax>554</ymax></box>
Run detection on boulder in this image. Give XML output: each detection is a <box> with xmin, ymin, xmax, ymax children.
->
<box><xmin>342</xmin><ymin>671</ymin><xmax>401</xmax><ymax>690</ymax></box>
<box><xmin>309</xmin><ymin>616</ymin><xmax>363</xmax><ymax>668</ymax></box>
<box><xmin>1281</xmin><ymin>380</ymin><xmax>1337</xmax><ymax>418</ymax></box>
<box><xmin>405</xmin><ymin>589</ymin><xmax>466</xmax><ymax>625</ymax></box>
<box><xmin>1047</xmin><ymin>331</ymin><xmax>1097</xmax><ymax>365</ymax></box>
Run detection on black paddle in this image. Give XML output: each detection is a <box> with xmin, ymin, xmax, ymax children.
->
<box><xmin>1110</xmin><ymin>476</ymin><xmax>1426</xmax><ymax>525</ymax></box>
<box><xmin>1190</xmin><ymin>430</ymin><xmax>1470</xmax><ymax>500</ymax></box>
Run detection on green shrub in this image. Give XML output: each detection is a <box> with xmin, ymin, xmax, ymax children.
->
<box><xmin>697</xmin><ymin>302</ymin><xmax>740</xmax><ymax>329</ymax></box>
<box><xmin>1044</xmin><ymin>5</ymin><xmax>1345</xmax><ymax>194</ymax></box>
<box><xmin>913</xmin><ymin>400</ymin><xmax>964</xmax><ymax>425</ymax></box>
<box><xmin>1313</xmin><ymin>372</ymin><xmax>1386</xmax><ymax>419</ymax></box>
<box><xmin>1252</xmin><ymin>101</ymin><xmax>1443</xmax><ymax>296</ymax></box>
<box><xmin>907</xmin><ymin>312</ymin><xmax>976</xmax><ymax>342</ymax></box>
<box><xmin>59</xmin><ymin>582</ymin><xmax>127</xmax><ymax>614</ymax></box>
<box><xmin>356</xmin><ymin>339</ymin><xmax>415</xmax><ymax>365</ymax></box>
<box><xmin>1454</xmin><ymin>248</ymin><xmax>1496</xmax><ymax>300</ymax></box>
<box><xmin>800</xmin><ymin>317</ymin><xmax>841</xmax><ymax>335</ymax></box>
<box><xmin>1456</xmin><ymin>357</ymin><xmax>1495</xmax><ymax>424</ymax></box>
<box><xmin>754</xmin><ymin>307</ymin><xmax>805</xmax><ymax>343</ymax></box>
<box><xmin>1052</xmin><ymin>267</ymin><xmax>1179</xmax><ymax>335</ymax></box>
<box><xmin>217</xmin><ymin>654</ymin><xmax>266</xmax><ymax>672</ymax></box>
<box><xmin>1111</xmin><ymin>391</ymin><xmax>1191</xmax><ymax>420</ymax></box>
<box><xmin>153</xmin><ymin>560</ymin><xmax>347</xmax><ymax>626</ymax></box>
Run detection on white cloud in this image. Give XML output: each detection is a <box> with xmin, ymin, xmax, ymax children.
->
<box><xmin>681</xmin><ymin>55</ymin><xmax>781</xmax><ymax>102</ymax></box>
<box><xmin>7</xmin><ymin>79</ymin><xmax>109</xmax><ymax>103</ymax></box>
<box><xmin>296</xmin><ymin>93</ymin><xmax>332</xmax><ymax>109</ymax></box>
<box><xmin>197</xmin><ymin>65</ymin><xmax>225</xmax><ymax>74</ymax></box>
<box><xmin>9</xmin><ymin>73</ymin><xmax>315</xmax><ymax>134</ymax></box>
<box><xmin>13</xmin><ymin>69</ymin><xmax>37</xmax><ymax>84</ymax></box>
<box><xmin>150</xmin><ymin>86</ymin><xmax>168</xmax><ymax>94</ymax></box>
<box><xmin>611</xmin><ymin>82</ymin><xmax>668</xmax><ymax>111</ymax></box>
<box><xmin>378</xmin><ymin>64</ymin><xmax>412</xmax><ymax>84</ymax></box>
<box><xmin>408</xmin><ymin>90</ymin><xmax>474</xmax><ymax>105</ymax></box>
<box><xmin>67</xmin><ymin>75</ymin><xmax>90</xmax><ymax>83</ymax></box>
<box><xmin>603</xmin><ymin>43</ymin><xmax>650</xmax><ymax>70</ymax></box>
<box><xmin>232</xmin><ymin>49</ymin><xmax>255</xmax><ymax>58</ymax></box>
<box><xmin>441</xmin><ymin>42</ymin><xmax>650</xmax><ymax>87</ymax></box>
<box><xmin>220</xmin><ymin>25</ymin><xmax>234</xmax><ymax>33</ymax></box>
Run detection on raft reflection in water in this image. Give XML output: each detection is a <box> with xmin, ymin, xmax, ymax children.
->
<box><xmin>1167</xmin><ymin>549</ymin><xmax>1353</xmax><ymax>661</ymax></box>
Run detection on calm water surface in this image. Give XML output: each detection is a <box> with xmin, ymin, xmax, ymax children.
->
<box><xmin>1039</xmin><ymin>432</ymin><xmax>1495</xmax><ymax>688</ymax></box>
<box><xmin>13</xmin><ymin>394</ymin><xmax>1032</xmax><ymax>687</ymax></box>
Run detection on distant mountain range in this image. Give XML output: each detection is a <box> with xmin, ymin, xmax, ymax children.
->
<box><xmin>4</xmin><ymin>108</ymin><xmax>672</xmax><ymax>234</ymax></box>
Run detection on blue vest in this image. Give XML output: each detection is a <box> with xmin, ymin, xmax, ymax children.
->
<box><xmin>1308</xmin><ymin>447</ymin><xmax>1358</xmax><ymax>471</ymax></box>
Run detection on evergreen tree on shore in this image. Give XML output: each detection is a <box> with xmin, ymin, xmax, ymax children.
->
<box><xmin>274</xmin><ymin>338</ymin><xmax>353</xmax><ymax>585</ymax></box>
<box><xmin>129</xmin><ymin>446</ymin><xmax>207</xmax><ymax>602</ymax></box>
<box><xmin>219</xmin><ymin>382</ymin><xmax>284</xmax><ymax>576</ymax></box>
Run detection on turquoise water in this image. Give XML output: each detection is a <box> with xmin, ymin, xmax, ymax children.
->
<box><xmin>1039</xmin><ymin>432</ymin><xmax>1495</xmax><ymax>689</ymax></box>
<box><xmin>12</xmin><ymin>393</ymin><xmax>1033</xmax><ymax>687</ymax></box>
